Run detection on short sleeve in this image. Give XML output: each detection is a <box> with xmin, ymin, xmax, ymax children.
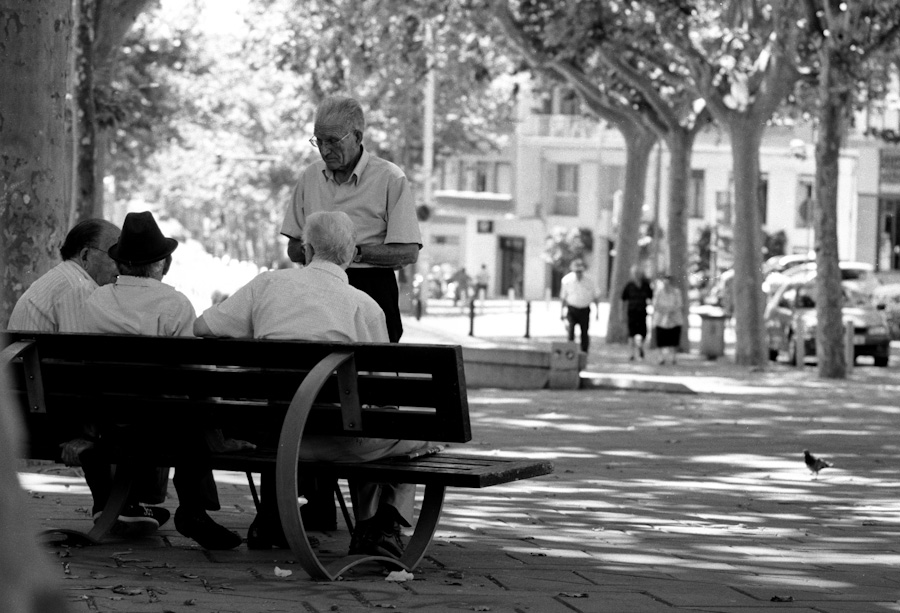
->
<box><xmin>199</xmin><ymin>276</ymin><xmax>261</xmax><ymax>338</ymax></box>
<box><xmin>384</xmin><ymin>172</ymin><xmax>422</xmax><ymax>246</ymax></box>
<box><xmin>280</xmin><ymin>181</ymin><xmax>305</xmax><ymax>240</ymax></box>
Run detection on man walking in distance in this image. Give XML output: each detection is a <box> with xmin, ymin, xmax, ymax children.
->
<box><xmin>559</xmin><ymin>258</ymin><xmax>599</xmax><ymax>353</ymax></box>
<box><xmin>280</xmin><ymin>95</ymin><xmax>421</xmax><ymax>343</ymax></box>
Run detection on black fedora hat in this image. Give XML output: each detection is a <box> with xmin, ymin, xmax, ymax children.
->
<box><xmin>108</xmin><ymin>211</ymin><xmax>178</xmax><ymax>265</ymax></box>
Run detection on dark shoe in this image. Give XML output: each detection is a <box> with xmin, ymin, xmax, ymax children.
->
<box><xmin>93</xmin><ymin>504</ymin><xmax>169</xmax><ymax>533</ymax></box>
<box><xmin>348</xmin><ymin>517</ymin><xmax>404</xmax><ymax>559</ymax></box>
<box><xmin>174</xmin><ymin>508</ymin><xmax>242</xmax><ymax>550</ymax></box>
<box><xmin>247</xmin><ymin>514</ymin><xmax>289</xmax><ymax>550</ymax></box>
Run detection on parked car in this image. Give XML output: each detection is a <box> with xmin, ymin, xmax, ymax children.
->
<box><xmin>764</xmin><ymin>279</ymin><xmax>891</xmax><ymax>366</ymax></box>
<box><xmin>761</xmin><ymin>253</ymin><xmax>814</xmax><ymax>294</ymax></box>
<box><xmin>775</xmin><ymin>261</ymin><xmax>881</xmax><ymax>298</ymax></box>
<box><xmin>872</xmin><ymin>282</ymin><xmax>900</xmax><ymax>340</ymax></box>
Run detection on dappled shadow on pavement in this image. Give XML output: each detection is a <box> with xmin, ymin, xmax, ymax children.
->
<box><xmin>19</xmin><ymin>380</ymin><xmax>900</xmax><ymax>611</ymax></box>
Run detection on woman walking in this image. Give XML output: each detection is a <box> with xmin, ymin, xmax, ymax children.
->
<box><xmin>652</xmin><ymin>274</ymin><xmax>684</xmax><ymax>365</ymax></box>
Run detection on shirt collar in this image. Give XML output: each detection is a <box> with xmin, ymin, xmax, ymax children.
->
<box><xmin>306</xmin><ymin>259</ymin><xmax>348</xmax><ymax>283</ymax></box>
<box><xmin>321</xmin><ymin>146</ymin><xmax>370</xmax><ymax>185</ymax></box>
<box><xmin>115</xmin><ymin>275</ymin><xmax>163</xmax><ymax>287</ymax></box>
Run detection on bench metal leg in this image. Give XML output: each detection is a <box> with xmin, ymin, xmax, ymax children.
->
<box><xmin>276</xmin><ymin>351</ymin><xmax>433</xmax><ymax>580</ymax></box>
<box><xmin>41</xmin><ymin>462</ymin><xmax>134</xmax><ymax>546</ymax></box>
<box><xmin>400</xmin><ymin>483</ymin><xmax>445</xmax><ymax>570</ymax></box>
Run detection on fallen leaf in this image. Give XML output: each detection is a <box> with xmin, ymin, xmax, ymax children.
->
<box><xmin>182</xmin><ymin>573</ymin><xmax>198</xmax><ymax>579</ymax></box>
<box><xmin>559</xmin><ymin>592</ymin><xmax>588</xmax><ymax>598</ymax></box>
<box><xmin>184</xmin><ymin>599</ymin><xmax>197</xmax><ymax>606</ymax></box>
<box><xmin>473</xmin><ymin>607</ymin><xmax>491</xmax><ymax>612</ymax></box>
<box><xmin>111</xmin><ymin>586</ymin><xmax>143</xmax><ymax>596</ymax></box>
<box><xmin>771</xmin><ymin>595</ymin><xmax>794</xmax><ymax>602</ymax></box>
<box><xmin>274</xmin><ymin>566</ymin><xmax>293</xmax><ymax>578</ymax></box>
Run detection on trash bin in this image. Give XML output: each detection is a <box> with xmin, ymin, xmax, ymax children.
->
<box><xmin>699</xmin><ymin>311</ymin><xmax>726</xmax><ymax>359</ymax></box>
<box><xmin>549</xmin><ymin>342</ymin><xmax>581</xmax><ymax>389</ymax></box>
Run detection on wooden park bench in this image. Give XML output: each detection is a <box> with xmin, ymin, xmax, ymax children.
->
<box><xmin>1</xmin><ymin>332</ymin><xmax>553</xmax><ymax>580</ymax></box>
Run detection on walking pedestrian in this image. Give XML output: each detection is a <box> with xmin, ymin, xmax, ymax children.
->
<box><xmin>651</xmin><ymin>273</ymin><xmax>685</xmax><ymax>365</ymax></box>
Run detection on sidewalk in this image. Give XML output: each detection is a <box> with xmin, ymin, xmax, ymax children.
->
<box><xmin>19</xmin><ymin>307</ymin><xmax>900</xmax><ymax>612</ymax></box>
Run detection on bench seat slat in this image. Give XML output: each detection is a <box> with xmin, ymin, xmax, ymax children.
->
<box><xmin>210</xmin><ymin>451</ymin><xmax>554</xmax><ymax>488</ymax></box>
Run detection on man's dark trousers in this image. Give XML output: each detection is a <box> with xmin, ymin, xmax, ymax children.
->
<box><xmin>347</xmin><ymin>267</ymin><xmax>403</xmax><ymax>342</ymax></box>
<box><xmin>566</xmin><ymin>306</ymin><xmax>591</xmax><ymax>353</ymax></box>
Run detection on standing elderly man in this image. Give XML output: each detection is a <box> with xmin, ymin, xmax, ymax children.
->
<box><xmin>280</xmin><ymin>95</ymin><xmax>421</xmax><ymax>344</ymax></box>
<box><xmin>560</xmin><ymin>258</ymin><xmax>599</xmax><ymax>353</ymax></box>
<box><xmin>82</xmin><ymin>211</ymin><xmax>243</xmax><ymax>550</ymax></box>
<box><xmin>195</xmin><ymin>211</ymin><xmax>432</xmax><ymax>559</ymax></box>
<box><xmin>7</xmin><ymin>218</ymin><xmax>172</xmax><ymax>534</ymax></box>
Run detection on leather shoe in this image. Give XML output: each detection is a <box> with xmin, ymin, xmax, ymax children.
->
<box><xmin>348</xmin><ymin>516</ymin><xmax>404</xmax><ymax>559</ymax></box>
<box><xmin>174</xmin><ymin>508</ymin><xmax>242</xmax><ymax>550</ymax></box>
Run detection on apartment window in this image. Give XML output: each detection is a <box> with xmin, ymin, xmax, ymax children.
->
<box><xmin>688</xmin><ymin>170</ymin><xmax>705</xmax><ymax>218</ymax></box>
<box><xmin>796</xmin><ymin>176</ymin><xmax>815</xmax><ymax>229</ymax></box>
<box><xmin>553</xmin><ymin>164</ymin><xmax>579</xmax><ymax>216</ymax></box>
<box><xmin>433</xmin><ymin>235</ymin><xmax>461</xmax><ymax>245</ymax></box>
<box><xmin>475</xmin><ymin>162</ymin><xmax>489</xmax><ymax>192</ymax></box>
<box><xmin>558</xmin><ymin>90</ymin><xmax>580</xmax><ymax>115</ymax></box>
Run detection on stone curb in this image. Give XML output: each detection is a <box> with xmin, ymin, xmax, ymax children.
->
<box><xmin>579</xmin><ymin>372</ymin><xmax>697</xmax><ymax>394</ymax></box>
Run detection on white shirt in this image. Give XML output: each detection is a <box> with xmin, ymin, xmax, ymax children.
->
<box><xmin>560</xmin><ymin>271</ymin><xmax>597</xmax><ymax>309</ymax></box>
<box><xmin>83</xmin><ymin>276</ymin><xmax>196</xmax><ymax>337</ymax></box>
<box><xmin>280</xmin><ymin>148</ymin><xmax>421</xmax><ymax>269</ymax></box>
<box><xmin>8</xmin><ymin>260</ymin><xmax>96</xmax><ymax>332</ymax></box>
<box><xmin>199</xmin><ymin>260</ymin><xmax>388</xmax><ymax>342</ymax></box>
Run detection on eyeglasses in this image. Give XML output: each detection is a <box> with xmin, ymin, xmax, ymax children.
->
<box><xmin>309</xmin><ymin>131</ymin><xmax>352</xmax><ymax>150</ymax></box>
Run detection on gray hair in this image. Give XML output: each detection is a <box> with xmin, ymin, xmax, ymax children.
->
<box><xmin>304</xmin><ymin>211</ymin><xmax>356</xmax><ymax>266</ymax></box>
<box><xmin>315</xmin><ymin>96</ymin><xmax>365</xmax><ymax>133</ymax></box>
<box><xmin>117</xmin><ymin>255</ymin><xmax>170</xmax><ymax>279</ymax></box>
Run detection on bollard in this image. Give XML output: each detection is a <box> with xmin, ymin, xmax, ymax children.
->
<box><xmin>844</xmin><ymin>320</ymin><xmax>855</xmax><ymax>374</ymax></box>
<box><xmin>795</xmin><ymin>319</ymin><xmax>806</xmax><ymax>367</ymax></box>
<box><xmin>468</xmin><ymin>299</ymin><xmax>475</xmax><ymax>337</ymax></box>
<box><xmin>525</xmin><ymin>300</ymin><xmax>531</xmax><ymax>339</ymax></box>
<box><xmin>415</xmin><ymin>298</ymin><xmax>422</xmax><ymax>321</ymax></box>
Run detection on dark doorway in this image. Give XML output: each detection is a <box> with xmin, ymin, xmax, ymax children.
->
<box><xmin>878</xmin><ymin>198</ymin><xmax>900</xmax><ymax>270</ymax></box>
<box><xmin>499</xmin><ymin>236</ymin><xmax>525</xmax><ymax>298</ymax></box>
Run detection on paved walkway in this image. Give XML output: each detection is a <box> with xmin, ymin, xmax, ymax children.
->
<box><xmin>19</xmin><ymin>305</ymin><xmax>900</xmax><ymax>612</ymax></box>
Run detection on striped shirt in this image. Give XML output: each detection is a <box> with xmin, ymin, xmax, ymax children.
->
<box><xmin>83</xmin><ymin>276</ymin><xmax>196</xmax><ymax>337</ymax></box>
<box><xmin>7</xmin><ymin>260</ymin><xmax>97</xmax><ymax>332</ymax></box>
<box><xmin>199</xmin><ymin>260</ymin><xmax>388</xmax><ymax>342</ymax></box>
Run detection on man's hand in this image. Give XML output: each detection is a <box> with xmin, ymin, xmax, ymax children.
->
<box><xmin>59</xmin><ymin>438</ymin><xmax>94</xmax><ymax>466</ymax></box>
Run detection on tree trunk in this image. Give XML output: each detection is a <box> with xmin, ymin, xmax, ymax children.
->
<box><xmin>0</xmin><ymin>0</ymin><xmax>73</xmax><ymax>326</ymax></box>
<box><xmin>814</xmin><ymin>47</ymin><xmax>848</xmax><ymax>379</ymax></box>
<box><xmin>74</xmin><ymin>0</ymin><xmax>98</xmax><ymax>224</ymax></box>
<box><xmin>606</xmin><ymin>124</ymin><xmax>657</xmax><ymax>343</ymax></box>
<box><xmin>665</xmin><ymin>128</ymin><xmax>696</xmax><ymax>351</ymax></box>
<box><xmin>729</xmin><ymin>116</ymin><xmax>767</xmax><ymax>365</ymax></box>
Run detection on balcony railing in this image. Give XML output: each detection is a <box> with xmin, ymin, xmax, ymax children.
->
<box><xmin>521</xmin><ymin>114</ymin><xmax>602</xmax><ymax>139</ymax></box>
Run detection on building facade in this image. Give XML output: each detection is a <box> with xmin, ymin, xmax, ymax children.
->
<box><xmin>420</xmin><ymin>80</ymin><xmax>898</xmax><ymax>301</ymax></box>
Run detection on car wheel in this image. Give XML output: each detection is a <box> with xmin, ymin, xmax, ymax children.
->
<box><xmin>768</xmin><ymin>348</ymin><xmax>779</xmax><ymax>362</ymax></box>
<box><xmin>788</xmin><ymin>335</ymin><xmax>798</xmax><ymax>366</ymax></box>
<box><xmin>874</xmin><ymin>356</ymin><xmax>889</xmax><ymax>367</ymax></box>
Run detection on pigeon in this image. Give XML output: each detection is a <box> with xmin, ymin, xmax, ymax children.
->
<box><xmin>804</xmin><ymin>449</ymin><xmax>832</xmax><ymax>478</ymax></box>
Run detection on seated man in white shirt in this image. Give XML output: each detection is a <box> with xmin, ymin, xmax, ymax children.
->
<box><xmin>194</xmin><ymin>210</ymin><xmax>431</xmax><ymax>559</ymax></box>
<box><xmin>83</xmin><ymin>211</ymin><xmax>243</xmax><ymax>551</ymax></box>
<box><xmin>8</xmin><ymin>218</ymin><xmax>171</xmax><ymax>534</ymax></box>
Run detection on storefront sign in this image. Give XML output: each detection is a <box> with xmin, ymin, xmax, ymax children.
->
<box><xmin>880</xmin><ymin>149</ymin><xmax>900</xmax><ymax>185</ymax></box>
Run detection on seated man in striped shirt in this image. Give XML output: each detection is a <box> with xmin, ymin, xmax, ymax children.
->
<box><xmin>194</xmin><ymin>210</ymin><xmax>431</xmax><ymax>559</ymax></box>
<box><xmin>7</xmin><ymin>219</ymin><xmax>170</xmax><ymax>534</ymax></box>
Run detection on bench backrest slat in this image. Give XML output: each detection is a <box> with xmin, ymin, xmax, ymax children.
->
<box><xmin>2</xmin><ymin>333</ymin><xmax>471</xmax><ymax>459</ymax></box>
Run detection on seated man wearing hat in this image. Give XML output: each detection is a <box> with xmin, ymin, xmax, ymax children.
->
<box><xmin>82</xmin><ymin>211</ymin><xmax>242</xmax><ymax>550</ymax></box>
